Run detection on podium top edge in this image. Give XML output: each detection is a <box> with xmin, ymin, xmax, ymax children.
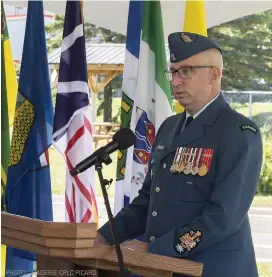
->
<box><xmin>1</xmin><ymin>212</ymin><xmax>97</xmax><ymax>239</ymax></box>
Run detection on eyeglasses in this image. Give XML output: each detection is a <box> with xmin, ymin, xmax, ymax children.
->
<box><xmin>164</xmin><ymin>66</ymin><xmax>214</xmax><ymax>81</ymax></box>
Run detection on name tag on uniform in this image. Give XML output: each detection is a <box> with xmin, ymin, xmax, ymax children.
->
<box><xmin>157</xmin><ymin>145</ymin><xmax>164</xmax><ymax>150</ymax></box>
<box><xmin>170</xmin><ymin>147</ymin><xmax>214</xmax><ymax>176</ymax></box>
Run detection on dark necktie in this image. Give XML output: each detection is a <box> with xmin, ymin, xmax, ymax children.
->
<box><xmin>185</xmin><ymin>116</ymin><xmax>194</xmax><ymax>128</ymax></box>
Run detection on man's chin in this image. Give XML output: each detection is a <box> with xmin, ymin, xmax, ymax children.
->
<box><xmin>176</xmin><ymin>99</ymin><xmax>191</xmax><ymax>108</ymax></box>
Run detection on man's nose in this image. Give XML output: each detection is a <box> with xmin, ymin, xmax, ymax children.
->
<box><xmin>171</xmin><ymin>74</ymin><xmax>184</xmax><ymax>87</ymax></box>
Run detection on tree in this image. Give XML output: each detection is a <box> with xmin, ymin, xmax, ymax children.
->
<box><xmin>97</xmin><ymin>75</ymin><xmax>123</xmax><ymax>122</ymax></box>
<box><xmin>208</xmin><ymin>10</ymin><xmax>272</xmax><ymax>91</ymax></box>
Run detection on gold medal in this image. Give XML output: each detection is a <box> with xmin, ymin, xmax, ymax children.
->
<box><xmin>177</xmin><ymin>162</ymin><xmax>185</xmax><ymax>173</ymax></box>
<box><xmin>175</xmin><ymin>163</ymin><xmax>180</xmax><ymax>173</ymax></box>
<box><xmin>198</xmin><ymin>164</ymin><xmax>208</xmax><ymax>176</ymax></box>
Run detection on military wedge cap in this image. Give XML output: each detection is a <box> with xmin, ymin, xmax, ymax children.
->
<box><xmin>168</xmin><ymin>32</ymin><xmax>222</xmax><ymax>63</ymax></box>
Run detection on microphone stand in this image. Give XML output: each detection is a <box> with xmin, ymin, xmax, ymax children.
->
<box><xmin>94</xmin><ymin>150</ymin><xmax>130</xmax><ymax>277</ymax></box>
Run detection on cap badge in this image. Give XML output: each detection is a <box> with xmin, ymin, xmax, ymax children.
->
<box><xmin>180</xmin><ymin>32</ymin><xmax>193</xmax><ymax>43</ymax></box>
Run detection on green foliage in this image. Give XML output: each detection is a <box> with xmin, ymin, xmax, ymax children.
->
<box><xmin>45</xmin><ymin>15</ymin><xmax>65</xmax><ymax>54</ymax></box>
<box><xmin>257</xmin><ymin>124</ymin><xmax>272</xmax><ymax>195</ymax></box>
<box><xmin>208</xmin><ymin>10</ymin><xmax>272</xmax><ymax>91</ymax></box>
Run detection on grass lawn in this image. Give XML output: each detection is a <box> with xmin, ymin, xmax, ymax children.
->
<box><xmin>231</xmin><ymin>102</ymin><xmax>272</xmax><ymax>128</ymax></box>
<box><xmin>233</xmin><ymin>102</ymin><xmax>272</xmax><ymax>117</ymax></box>
<box><xmin>258</xmin><ymin>263</ymin><xmax>272</xmax><ymax>277</ymax></box>
<box><xmin>252</xmin><ymin>196</ymin><xmax>272</xmax><ymax>207</ymax></box>
<box><xmin>94</xmin><ymin>97</ymin><xmax>121</xmax><ymax>123</ymax></box>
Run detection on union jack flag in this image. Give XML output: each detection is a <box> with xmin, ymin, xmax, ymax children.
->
<box><xmin>53</xmin><ymin>1</ymin><xmax>98</xmax><ymax>223</ymax></box>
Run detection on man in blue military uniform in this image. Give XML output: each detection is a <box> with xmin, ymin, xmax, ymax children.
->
<box><xmin>95</xmin><ymin>32</ymin><xmax>263</xmax><ymax>277</ymax></box>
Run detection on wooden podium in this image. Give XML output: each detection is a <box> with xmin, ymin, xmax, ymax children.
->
<box><xmin>1</xmin><ymin>213</ymin><xmax>203</xmax><ymax>277</ymax></box>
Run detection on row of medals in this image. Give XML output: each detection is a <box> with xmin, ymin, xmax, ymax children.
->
<box><xmin>170</xmin><ymin>147</ymin><xmax>211</xmax><ymax>176</ymax></box>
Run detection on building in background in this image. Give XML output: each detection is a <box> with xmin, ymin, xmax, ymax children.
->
<box><xmin>4</xmin><ymin>4</ymin><xmax>55</xmax><ymax>61</ymax></box>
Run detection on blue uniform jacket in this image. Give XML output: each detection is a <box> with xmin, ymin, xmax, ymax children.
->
<box><xmin>99</xmin><ymin>93</ymin><xmax>263</xmax><ymax>277</ymax></box>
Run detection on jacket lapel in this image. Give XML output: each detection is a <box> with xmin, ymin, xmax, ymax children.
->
<box><xmin>159</xmin><ymin>93</ymin><xmax>228</xmax><ymax>161</ymax></box>
<box><xmin>160</xmin><ymin>117</ymin><xmax>206</xmax><ymax>159</ymax></box>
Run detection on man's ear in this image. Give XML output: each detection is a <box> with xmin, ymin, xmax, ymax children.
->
<box><xmin>210</xmin><ymin>67</ymin><xmax>221</xmax><ymax>84</ymax></box>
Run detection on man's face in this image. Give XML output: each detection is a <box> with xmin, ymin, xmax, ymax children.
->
<box><xmin>170</xmin><ymin>52</ymin><xmax>215</xmax><ymax>112</ymax></box>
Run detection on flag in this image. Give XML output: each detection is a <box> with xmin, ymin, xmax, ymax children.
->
<box><xmin>53</xmin><ymin>1</ymin><xmax>98</xmax><ymax>224</ymax></box>
<box><xmin>114</xmin><ymin>1</ymin><xmax>142</xmax><ymax>214</ymax></box>
<box><xmin>183</xmin><ymin>0</ymin><xmax>207</xmax><ymax>36</ymax></box>
<box><xmin>1</xmin><ymin>2</ymin><xmax>17</xmax><ymax>275</ymax></box>
<box><xmin>114</xmin><ymin>1</ymin><xmax>172</xmax><ymax>214</ymax></box>
<box><xmin>1</xmin><ymin>1</ymin><xmax>17</xmax><ymax>212</ymax></box>
<box><xmin>175</xmin><ymin>0</ymin><xmax>207</xmax><ymax>113</ymax></box>
<box><xmin>1</xmin><ymin>2</ymin><xmax>17</xmax><ymax>128</ymax></box>
<box><xmin>5</xmin><ymin>1</ymin><xmax>53</xmax><ymax>276</ymax></box>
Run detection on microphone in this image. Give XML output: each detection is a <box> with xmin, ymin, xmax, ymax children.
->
<box><xmin>70</xmin><ymin>128</ymin><xmax>136</xmax><ymax>176</ymax></box>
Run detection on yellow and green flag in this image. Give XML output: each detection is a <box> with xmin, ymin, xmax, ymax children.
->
<box><xmin>1</xmin><ymin>1</ymin><xmax>17</xmax><ymax>209</ymax></box>
<box><xmin>1</xmin><ymin>3</ymin><xmax>17</xmax><ymax>127</ymax></box>
<box><xmin>1</xmin><ymin>2</ymin><xmax>17</xmax><ymax>276</ymax></box>
<box><xmin>1</xmin><ymin>0</ymin><xmax>17</xmax><ymax>206</ymax></box>
<box><xmin>175</xmin><ymin>0</ymin><xmax>207</xmax><ymax>113</ymax></box>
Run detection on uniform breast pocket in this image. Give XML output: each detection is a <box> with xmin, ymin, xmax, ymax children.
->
<box><xmin>168</xmin><ymin>176</ymin><xmax>211</xmax><ymax>203</ymax></box>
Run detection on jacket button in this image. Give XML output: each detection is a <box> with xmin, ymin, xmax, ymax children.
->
<box><xmin>152</xmin><ymin>211</ymin><xmax>157</xmax><ymax>217</ymax></box>
<box><xmin>150</xmin><ymin>236</ymin><xmax>156</xmax><ymax>242</ymax></box>
<box><xmin>155</xmin><ymin>187</ymin><xmax>160</xmax><ymax>192</ymax></box>
<box><xmin>163</xmin><ymin>163</ymin><xmax>167</xmax><ymax>169</ymax></box>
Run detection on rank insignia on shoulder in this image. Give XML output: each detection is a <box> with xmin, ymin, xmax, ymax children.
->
<box><xmin>170</xmin><ymin>147</ymin><xmax>213</xmax><ymax>176</ymax></box>
<box><xmin>239</xmin><ymin>124</ymin><xmax>257</xmax><ymax>134</ymax></box>
<box><xmin>175</xmin><ymin>230</ymin><xmax>202</xmax><ymax>254</ymax></box>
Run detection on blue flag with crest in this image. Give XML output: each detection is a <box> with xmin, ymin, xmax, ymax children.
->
<box><xmin>5</xmin><ymin>1</ymin><xmax>53</xmax><ymax>276</ymax></box>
